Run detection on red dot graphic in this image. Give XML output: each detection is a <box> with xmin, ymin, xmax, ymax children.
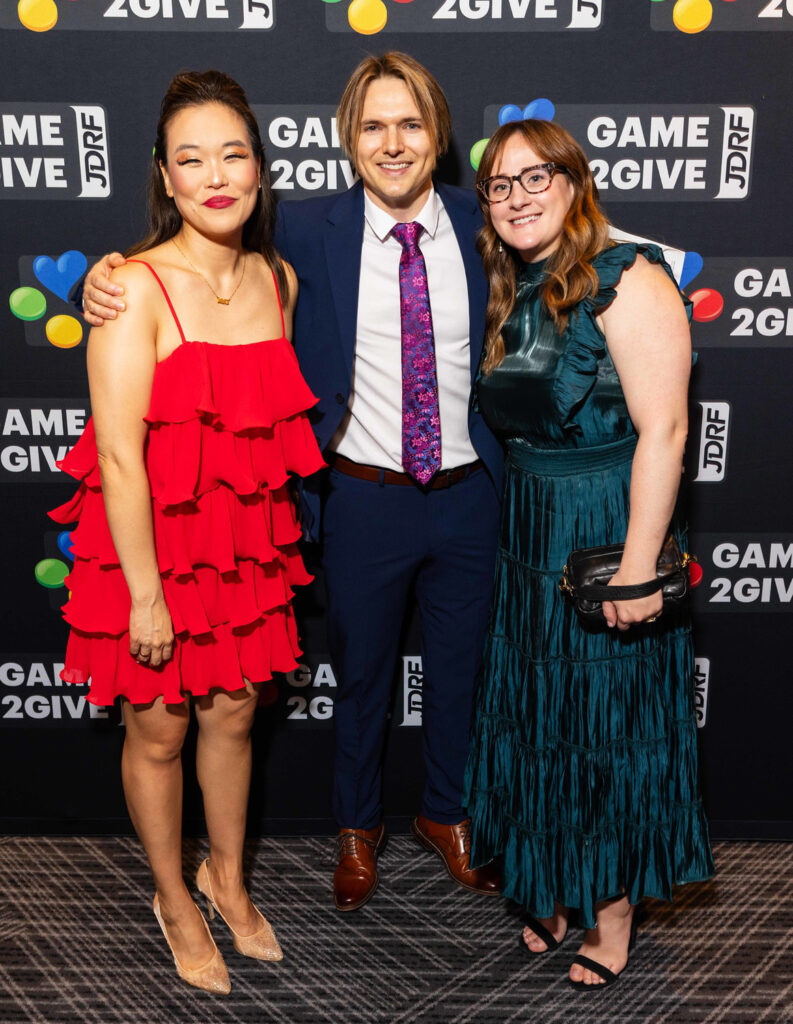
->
<box><xmin>690</xmin><ymin>288</ymin><xmax>724</xmax><ymax>323</ymax></box>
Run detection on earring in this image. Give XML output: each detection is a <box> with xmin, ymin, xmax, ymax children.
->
<box><xmin>498</xmin><ymin>241</ymin><xmax>504</xmax><ymax>254</ymax></box>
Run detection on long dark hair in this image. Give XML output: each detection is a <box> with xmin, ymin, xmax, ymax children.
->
<box><xmin>477</xmin><ymin>119</ymin><xmax>612</xmax><ymax>374</ymax></box>
<box><xmin>126</xmin><ymin>70</ymin><xmax>287</xmax><ymax>301</ymax></box>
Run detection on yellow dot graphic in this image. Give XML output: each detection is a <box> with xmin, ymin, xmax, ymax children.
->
<box><xmin>46</xmin><ymin>315</ymin><xmax>83</xmax><ymax>349</ymax></box>
<box><xmin>673</xmin><ymin>0</ymin><xmax>712</xmax><ymax>34</ymax></box>
<box><xmin>18</xmin><ymin>0</ymin><xmax>58</xmax><ymax>32</ymax></box>
<box><xmin>348</xmin><ymin>0</ymin><xmax>387</xmax><ymax>35</ymax></box>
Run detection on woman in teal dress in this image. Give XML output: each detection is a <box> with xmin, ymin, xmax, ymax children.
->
<box><xmin>464</xmin><ymin>119</ymin><xmax>713</xmax><ymax>990</ymax></box>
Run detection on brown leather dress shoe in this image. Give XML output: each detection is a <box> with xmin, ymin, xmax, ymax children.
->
<box><xmin>412</xmin><ymin>814</ymin><xmax>500</xmax><ymax>895</ymax></box>
<box><xmin>333</xmin><ymin>824</ymin><xmax>386</xmax><ymax>912</ymax></box>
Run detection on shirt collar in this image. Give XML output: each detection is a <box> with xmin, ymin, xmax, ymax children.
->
<box><xmin>363</xmin><ymin>187</ymin><xmax>440</xmax><ymax>243</ymax></box>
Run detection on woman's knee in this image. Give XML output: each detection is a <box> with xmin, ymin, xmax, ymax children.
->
<box><xmin>195</xmin><ymin>684</ymin><xmax>259</xmax><ymax>740</ymax></box>
<box><xmin>123</xmin><ymin>700</ymin><xmax>189</xmax><ymax>762</ymax></box>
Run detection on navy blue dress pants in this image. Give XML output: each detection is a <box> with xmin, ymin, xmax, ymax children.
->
<box><xmin>321</xmin><ymin>465</ymin><xmax>500</xmax><ymax>830</ymax></box>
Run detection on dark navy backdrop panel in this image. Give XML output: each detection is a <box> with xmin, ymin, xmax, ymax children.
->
<box><xmin>1</xmin><ymin>1</ymin><xmax>790</xmax><ymax>839</ymax></box>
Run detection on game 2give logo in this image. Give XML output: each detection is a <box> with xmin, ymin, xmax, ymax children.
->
<box><xmin>680</xmin><ymin>258</ymin><xmax>793</xmax><ymax>347</ymax></box>
<box><xmin>322</xmin><ymin>0</ymin><xmax>601</xmax><ymax>35</ymax></box>
<box><xmin>0</xmin><ymin>658</ymin><xmax>111</xmax><ymax>728</ymax></box>
<box><xmin>691</xmin><ymin>535</ymin><xmax>793</xmax><ymax>612</ymax></box>
<box><xmin>0</xmin><ymin>400</ymin><xmax>88</xmax><ymax>481</ymax></box>
<box><xmin>0</xmin><ymin>105</ymin><xmax>110</xmax><ymax>199</ymax></box>
<box><xmin>477</xmin><ymin>103</ymin><xmax>755</xmax><ymax>200</ymax></box>
<box><xmin>255</xmin><ymin>106</ymin><xmax>353</xmax><ymax>199</ymax></box>
<box><xmin>4</xmin><ymin>0</ymin><xmax>273</xmax><ymax>32</ymax></box>
<box><xmin>652</xmin><ymin>0</ymin><xmax>793</xmax><ymax>34</ymax></box>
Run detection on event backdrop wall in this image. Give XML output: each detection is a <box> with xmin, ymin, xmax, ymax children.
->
<box><xmin>1</xmin><ymin>1</ymin><xmax>791</xmax><ymax>839</ymax></box>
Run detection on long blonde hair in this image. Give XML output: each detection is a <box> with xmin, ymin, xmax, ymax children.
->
<box><xmin>477</xmin><ymin>120</ymin><xmax>612</xmax><ymax>374</ymax></box>
<box><xmin>336</xmin><ymin>52</ymin><xmax>452</xmax><ymax>171</ymax></box>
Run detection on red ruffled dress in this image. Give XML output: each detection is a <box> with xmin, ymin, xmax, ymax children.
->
<box><xmin>50</xmin><ymin>260</ymin><xmax>325</xmax><ymax>706</ymax></box>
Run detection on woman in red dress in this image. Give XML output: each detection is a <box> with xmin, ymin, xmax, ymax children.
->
<box><xmin>50</xmin><ymin>71</ymin><xmax>324</xmax><ymax>994</ymax></box>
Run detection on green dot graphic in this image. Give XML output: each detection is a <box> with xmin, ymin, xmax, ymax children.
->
<box><xmin>469</xmin><ymin>138</ymin><xmax>490</xmax><ymax>172</ymax></box>
<box><xmin>34</xmin><ymin>558</ymin><xmax>69</xmax><ymax>589</ymax></box>
<box><xmin>10</xmin><ymin>286</ymin><xmax>47</xmax><ymax>322</ymax></box>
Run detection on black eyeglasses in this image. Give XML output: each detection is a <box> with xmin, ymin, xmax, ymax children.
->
<box><xmin>476</xmin><ymin>162</ymin><xmax>567</xmax><ymax>204</ymax></box>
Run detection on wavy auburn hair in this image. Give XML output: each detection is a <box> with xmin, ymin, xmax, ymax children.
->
<box><xmin>126</xmin><ymin>70</ymin><xmax>287</xmax><ymax>301</ymax></box>
<box><xmin>477</xmin><ymin>119</ymin><xmax>612</xmax><ymax>374</ymax></box>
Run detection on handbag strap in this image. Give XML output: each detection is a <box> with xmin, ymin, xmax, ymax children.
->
<box><xmin>577</xmin><ymin>577</ymin><xmax>664</xmax><ymax>601</ymax></box>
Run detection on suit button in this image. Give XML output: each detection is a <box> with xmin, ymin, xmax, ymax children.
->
<box><xmin>335</xmin><ymin>393</ymin><xmax>345</xmax><ymax>404</ymax></box>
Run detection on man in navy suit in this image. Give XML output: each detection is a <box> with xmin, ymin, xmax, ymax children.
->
<box><xmin>81</xmin><ymin>53</ymin><xmax>502</xmax><ymax>912</ymax></box>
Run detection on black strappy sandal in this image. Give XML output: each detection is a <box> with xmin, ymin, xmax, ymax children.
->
<box><xmin>568</xmin><ymin>909</ymin><xmax>639</xmax><ymax>991</ymax></box>
<box><xmin>519</xmin><ymin>915</ymin><xmax>566</xmax><ymax>957</ymax></box>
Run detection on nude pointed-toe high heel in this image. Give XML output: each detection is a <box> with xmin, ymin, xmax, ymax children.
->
<box><xmin>152</xmin><ymin>893</ymin><xmax>231</xmax><ymax>994</ymax></box>
<box><xmin>196</xmin><ymin>859</ymin><xmax>283</xmax><ymax>962</ymax></box>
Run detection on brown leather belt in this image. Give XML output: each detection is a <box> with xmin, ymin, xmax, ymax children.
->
<box><xmin>328</xmin><ymin>453</ymin><xmax>483</xmax><ymax>489</ymax></box>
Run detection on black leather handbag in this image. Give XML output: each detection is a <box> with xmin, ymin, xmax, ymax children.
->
<box><xmin>559</xmin><ymin>533</ymin><xmax>693</xmax><ymax>626</ymax></box>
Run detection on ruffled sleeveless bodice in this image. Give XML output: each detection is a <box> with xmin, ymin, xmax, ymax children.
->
<box><xmin>50</xmin><ymin>267</ymin><xmax>325</xmax><ymax>706</ymax></box>
<box><xmin>477</xmin><ymin>242</ymin><xmax>691</xmax><ymax>448</ymax></box>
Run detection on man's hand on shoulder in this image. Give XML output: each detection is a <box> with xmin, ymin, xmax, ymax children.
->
<box><xmin>82</xmin><ymin>252</ymin><xmax>127</xmax><ymax>327</ymax></box>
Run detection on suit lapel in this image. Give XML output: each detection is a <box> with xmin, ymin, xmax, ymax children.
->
<box><xmin>437</xmin><ymin>182</ymin><xmax>488</xmax><ymax>383</ymax></box>
<box><xmin>324</xmin><ymin>180</ymin><xmax>365</xmax><ymax>378</ymax></box>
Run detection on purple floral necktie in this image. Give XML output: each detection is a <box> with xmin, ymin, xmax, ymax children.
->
<box><xmin>391</xmin><ymin>221</ymin><xmax>441</xmax><ymax>484</ymax></box>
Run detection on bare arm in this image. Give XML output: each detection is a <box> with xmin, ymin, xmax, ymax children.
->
<box><xmin>597</xmin><ymin>254</ymin><xmax>692</xmax><ymax>630</ymax></box>
<box><xmin>82</xmin><ymin>252</ymin><xmax>127</xmax><ymax>327</ymax></box>
<box><xmin>87</xmin><ymin>263</ymin><xmax>173</xmax><ymax>665</ymax></box>
<box><xmin>281</xmin><ymin>260</ymin><xmax>298</xmax><ymax>343</ymax></box>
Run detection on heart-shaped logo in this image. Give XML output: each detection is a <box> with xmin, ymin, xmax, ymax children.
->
<box><xmin>33</xmin><ymin>250</ymin><xmax>88</xmax><ymax>302</ymax></box>
<box><xmin>498</xmin><ymin>99</ymin><xmax>556</xmax><ymax>126</ymax></box>
<box><xmin>679</xmin><ymin>250</ymin><xmax>704</xmax><ymax>291</ymax></box>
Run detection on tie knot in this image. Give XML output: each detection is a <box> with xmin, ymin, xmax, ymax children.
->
<box><xmin>391</xmin><ymin>221</ymin><xmax>423</xmax><ymax>251</ymax></box>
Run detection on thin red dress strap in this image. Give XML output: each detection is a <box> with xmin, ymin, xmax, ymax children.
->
<box><xmin>126</xmin><ymin>259</ymin><xmax>187</xmax><ymax>345</ymax></box>
<box><xmin>271</xmin><ymin>264</ymin><xmax>286</xmax><ymax>337</ymax></box>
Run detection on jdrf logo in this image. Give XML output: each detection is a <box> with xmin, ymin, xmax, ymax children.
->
<box><xmin>256</xmin><ymin>106</ymin><xmax>354</xmax><ymax>198</ymax></box>
<box><xmin>0</xmin><ymin>106</ymin><xmax>111</xmax><ymax>199</ymax></box>
<box><xmin>401</xmin><ymin>656</ymin><xmax>423</xmax><ymax>727</ymax></box>
<box><xmin>692</xmin><ymin>535</ymin><xmax>793</xmax><ymax>612</ymax></box>
<box><xmin>694</xmin><ymin>401</ymin><xmax>730</xmax><ymax>483</ymax></box>
<box><xmin>694</xmin><ymin>658</ymin><xmax>709</xmax><ymax>728</ymax></box>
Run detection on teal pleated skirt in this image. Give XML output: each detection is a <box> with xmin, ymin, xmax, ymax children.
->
<box><xmin>464</xmin><ymin>437</ymin><xmax>714</xmax><ymax>929</ymax></box>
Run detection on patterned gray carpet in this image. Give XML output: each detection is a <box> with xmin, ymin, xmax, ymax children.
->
<box><xmin>0</xmin><ymin>836</ymin><xmax>791</xmax><ymax>1024</ymax></box>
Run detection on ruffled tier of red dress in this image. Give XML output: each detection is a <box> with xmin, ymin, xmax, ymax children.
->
<box><xmin>50</xmin><ymin>338</ymin><xmax>325</xmax><ymax>706</ymax></box>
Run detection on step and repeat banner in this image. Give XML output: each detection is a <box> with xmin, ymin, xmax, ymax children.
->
<box><xmin>1</xmin><ymin>1</ymin><xmax>791</xmax><ymax>838</ymax></box>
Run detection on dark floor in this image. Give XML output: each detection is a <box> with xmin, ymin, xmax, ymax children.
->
<box><xmin>0</xmin><ymin>836</ymin><xmax>791</xmax><ymax>1024</ymax></box>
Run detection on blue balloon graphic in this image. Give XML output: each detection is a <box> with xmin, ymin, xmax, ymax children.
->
<box><xmin>522</xmin><ymin>99</ymin><xmax>555</xmax><ymax>122</ymax></box>
<box><xmin>57</xmin><ymin>531</ymin><xmax>74</xmax><ymax>562</ymax></box>
<box><xmin>679</xmin><ymin>251</ymin><xmax>704</xmax><ymax>290</ymax></box>
<box><xmin>498</xmin><ymin>105</ymin><xmax>524</xmax><ymax>126</ymax></box>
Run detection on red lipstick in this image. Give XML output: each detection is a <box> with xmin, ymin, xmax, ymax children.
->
<box><xmin>203</xmin><ymin>196</ymin><xmax>235</xmax><ymax>209</ymax></box>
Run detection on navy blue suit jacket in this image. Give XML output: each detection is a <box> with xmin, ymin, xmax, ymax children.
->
<box><xmin>275</xmin><ymin>179</ymin><xmax>503</xmax><ymax>539</ymax></box>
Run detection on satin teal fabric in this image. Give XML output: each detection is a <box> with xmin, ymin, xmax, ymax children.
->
<box><xmin>464</xmin><ymin>242</ymin><xmax>713</xmax><ymax>929</ymax></box>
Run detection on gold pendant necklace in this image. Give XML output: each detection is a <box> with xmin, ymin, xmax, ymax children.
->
<box><xmin>171</xmin><ymin>237</ymin><xmax>246</xmax><ymax>305</ymax></box>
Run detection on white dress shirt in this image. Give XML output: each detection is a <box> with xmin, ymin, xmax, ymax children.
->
<box><xmin>329</xmin><ymin>188</ymin><xmax>478</xmax><ymax>472</ymax></box>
